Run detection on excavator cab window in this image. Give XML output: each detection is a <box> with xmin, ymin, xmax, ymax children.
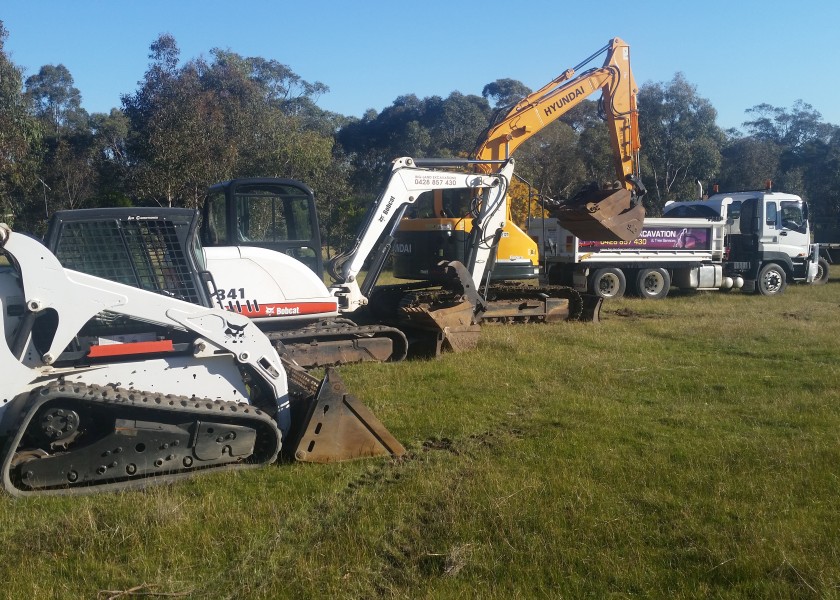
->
<box><xmin>441</xmin><ymin>189</ymin><xmax>473</xmax><ymax>219</ymax></box>
<box><xmin>203</xmin><ymin>190</ymin><xmax>227</xmax><ymax>245</ymax></box>
<box><xmin>406</xmin><ymin>189</ymin><xmax>473</xmax><ymax>219</ymax></box>
<box><xmin>406</xmin><ymin>191</ymin><xmax>437</xmax><ymax>219</ymax></box>
<box><xmin>202</xmin><ymin>179</ymin><xmax>324</xmax><ymax>278</ymax></box>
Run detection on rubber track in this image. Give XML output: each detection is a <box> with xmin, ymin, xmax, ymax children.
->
<box><xmin>0</xmin><ymin>381</ymin><xmax>282</xmax><ymax>497</ymax></box>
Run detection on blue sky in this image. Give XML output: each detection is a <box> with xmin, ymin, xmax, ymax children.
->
<box><xmin>3</xmin><ymin>1</ymin><xmax>839</xmax><ymax>131</ymax></box>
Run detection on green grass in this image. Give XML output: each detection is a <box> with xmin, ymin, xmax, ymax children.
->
<box><xmin>2</xmin><ymin>278</ymin><xmax>840</xmax><ymax>598</ymax></box>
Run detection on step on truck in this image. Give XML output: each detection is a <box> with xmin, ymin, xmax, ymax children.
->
<box><xmin>528</xmin><ymin>189</ymin><xmax>820</xmax><ymax>299</ymax></box>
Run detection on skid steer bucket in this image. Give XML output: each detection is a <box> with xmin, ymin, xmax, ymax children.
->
<box><xmin>288</xmin><ymin>368</ymin><xmax>405</xmax><ymax>463</ymax></box>
<box><xmin>550</xmin><ymin>188</ymin><xmax>645</xmax><ymax>242</ymax></box>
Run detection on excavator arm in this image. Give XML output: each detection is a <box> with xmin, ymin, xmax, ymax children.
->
<box><xmin>475</xmin><ymin>37</ymin><xmax>645</xmax><ymax>241</ymax></box>
<box><xmin>329</xmin><ymin>157</ymin><xmax>514</xmax><ymax>312</ymax></box>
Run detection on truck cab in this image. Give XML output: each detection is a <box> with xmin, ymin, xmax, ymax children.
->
<box><xmin>726</xmin><ymin>192</ymin><xmax>817</xmax><ymax>292</ymax></box>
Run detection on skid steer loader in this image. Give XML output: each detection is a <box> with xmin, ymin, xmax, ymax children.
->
<box><xmin>0</xmin><ymin>223</ymin><xmax>404</xmax><ymax>497</ymax></box>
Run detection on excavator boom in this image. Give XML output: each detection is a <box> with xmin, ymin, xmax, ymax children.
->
<box><xmin>475</xmin><ymin>37</ymin><xmax>644</xmax><ymax>241</ymax></box>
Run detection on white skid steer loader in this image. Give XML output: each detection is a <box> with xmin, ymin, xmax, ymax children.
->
<box><xmin>0</xmin><ymin>223</ymin><xmax>403</xmax><ymax>497</ymax></box>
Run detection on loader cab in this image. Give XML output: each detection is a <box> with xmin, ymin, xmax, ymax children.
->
<box><xmin>43</xmin><ymin>207</ymin><xmax>213</xmax><ymax>307</ymax></box>
<box><xmin>201</xmin><ymin>178</ymin><xmax>324</xmax><ymax>278</ymax></box>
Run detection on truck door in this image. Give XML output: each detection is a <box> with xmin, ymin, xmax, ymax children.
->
<box><xmin>762</xmin><ymin>198</ymin><xmax>810</xmax><ymax>259</ymax></box>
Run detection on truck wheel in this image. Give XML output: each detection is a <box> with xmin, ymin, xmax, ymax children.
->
<box><xmin>814</xmin><ymin>257</ymin><xmax>830</xmax><ymax>285</ymax></box>
<box><xmin>590</xmin><ymin>268</ymin><xmax>626</xmax><ymax>299</ymax></box>
<box><xmin>757</xmin><ymin>263</ymin><xmax>787</xmax><ymax>296</ymax></box>
<box><xmin>635</xmin><ymin>268</ymin><xmax>671</xmax><ymax>300</ymax></box>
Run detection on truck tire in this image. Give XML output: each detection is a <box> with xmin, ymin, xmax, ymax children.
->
<box><xmin>635</xmin><ymin>268</ymin><xmax>671</xmax><ymax>300</ymax></box>
<box><xmin>814</xmin><ymin>257</ymin><xmax>830</xmax><ymax>285</ymax></box>
<box><xmin>757</xmin><ymin>263</ymin><xmax>787</xmax><ymax>296</ymax></box>
<box><xmin>590</xmin><ymin>268</ymin><xmax>626</xmax><ymax>299</ymax></box>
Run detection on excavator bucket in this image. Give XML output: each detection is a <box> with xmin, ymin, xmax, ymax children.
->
<box><xmin>288</xmin><ymin>368</ymin><xmax>405</xmax><ymax>463</ymax></box>
<box><xmin>550</xmin><ymin>188</ymin><xmax>645</xmax><ymax>242</ymax></box>
<box><xmin>365</xmin><ymin>260</ymin><xmax>482</xmax><ymax>358</ymax></box>
<box><xmin>402</xmin><ymin>299</ymin><xmax>482</xmax><ymax>356</ymax></box>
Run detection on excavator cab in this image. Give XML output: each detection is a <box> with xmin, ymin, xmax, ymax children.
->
<box><xmin>202</xmin><ymin>178</ymin><xmax>325</xmax><ymax>279</ymax></box>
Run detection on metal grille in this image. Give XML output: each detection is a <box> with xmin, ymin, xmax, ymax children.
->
<box><xmin>54</xmin><ymin>218</ymin><xmax>203</xmax><ymax>304</ymax></box>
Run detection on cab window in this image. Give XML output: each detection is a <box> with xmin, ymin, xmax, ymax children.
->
<box><xmin>406</xmin><ymin>191</ymin><xmax>437</xmax><ymax>219</ymax></box>
<box><xmin>202</xmin><ymin>191</ymin><xmax>228</xmax><ymax>245</ymax></box>
<box><xmin>766</xmin><ymin>202</ymin><xmax>777</xmax><ymax>227</ymax></box>
<box><xmin>780</xmin><ymin>200</ymin><xmax>806</xmax><ymax>233</ymax></box>
<box><xmin>440</xmin><ymin>189</ymin><xmax>473</xmax><ymax>218</ymax></box>
<box><xmin>235</xmin><ymin>186</ymin><xmax>314</xmax><ymax>243</ymax></box>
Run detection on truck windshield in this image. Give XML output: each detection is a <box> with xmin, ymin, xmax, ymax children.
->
<box><xmin>780</xmin><ymin>200</ymin><xmax>806</xmax><ymax>233</ymax></box>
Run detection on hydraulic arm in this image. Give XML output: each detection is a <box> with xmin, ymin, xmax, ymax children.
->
<box><xmin>475</xmin><ymin>36</ymin><xmax>645</xmax><ymax>242</ymax></box>
<box><xmin>393</xmin><ymin>37</ymin><xmax>646</xmax><ymax>289</ymax></box>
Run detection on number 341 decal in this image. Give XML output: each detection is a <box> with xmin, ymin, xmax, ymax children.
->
<box><xmin>215</xmin><ymin>288</ymin><xmax>246</xmax><ymax>302</ymax></box>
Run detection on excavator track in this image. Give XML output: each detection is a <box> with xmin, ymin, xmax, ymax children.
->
<box><xmin>480</xmin><ymin>284</ymin><xmax>601</xmax><ymax>323</ymax></box>
<box><xmin>265</xmin><ymin>319</ymin><xmax>408</xmax><ymax>368</ymax></box>
<box><xmin>366</xmin><ymin>276</ymin><xmax>601</xmax><ymax>356</ymax></box>
<box><xmin>0</xmin><ymin>381</ymin><xmax>282</xmax><ymax>497</ymax></box>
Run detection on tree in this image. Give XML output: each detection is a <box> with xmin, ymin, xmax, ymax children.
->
<box><xmin>637</xmin><ymin>73</ymin><xmax>725</xmax><ymax>213</ymax></box>
<box><xmin>25</xmin><ymin>64</ymin><xmax>86</xmax><ymax>134</ymax></box>
<box><xmin>25</xmin><ymin>63</ymin><xmax>99</xmax><ymax>213</ymax></box>
<box><xmin>122</xmin><ymin>34</ymin><xmax>348</xmax><ymax>219</ymax></box>
<box><xmin>733</xmin><ymin>101</ymin><xmax>839</xmax><ymax>222</ymax></box>
<box><xmin>482</xmin><ymin>78</ymin><xmax>531</xmax><ymax>108</ymax></box>
<box><xmin>0</xmin><ymin>21</ymin><xmax>43</xmax><ymax>226</ymax></box>
<box><xmin>717</xmin><ymin>136</ymin><xmax>781</xmax><ymax>192</ymax></box>
<box><xmin>88</xmin><ymin>109</ymin><xmax>132</xmax><ymax>206</ymax></box>
<box><xmin>337</xmin><ymin>91</ymin><xmax>492</xmax><ymax>190</ymax></box>
<box><xmin>742</xmin><ymin>101</ymin><xmax>832</xmax><ymax>150</ymax></box>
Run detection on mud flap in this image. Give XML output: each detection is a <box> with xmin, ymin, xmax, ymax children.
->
<box><xmin>290</xmin><ymin>369</ymin><xmax>405</xmax><ymax>463</ymax></box>
<box><xmin>550</xmin><ymin>188</ymin><xmax>645</xmax><ymax>242</ymax></box>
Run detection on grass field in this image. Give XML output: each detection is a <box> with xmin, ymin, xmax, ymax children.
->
<box><xmin>1</xmin><ymin>276</ymin><xmax>839</xmax><ymax>599</ymax></box>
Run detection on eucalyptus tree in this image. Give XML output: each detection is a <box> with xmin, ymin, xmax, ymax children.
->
<box><xmin>122</xmin><ymin>35</ymin><xmax>344</xmax><ymax>209</ymax></box>
<box><xmin>0</xmin><ymin>21</ymin><xmax>43</xmax><ymax>226</ymax></box>
<box><xmin>637</xmin><ymin>73</ymin><xmax>725</xmax><ymax>213</ymax></box>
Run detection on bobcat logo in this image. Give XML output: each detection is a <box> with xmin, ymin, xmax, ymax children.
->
<box><xmin>224</xmin><ymin>320</ymin><xmax>248</xmax><ymax>342</ymax></box>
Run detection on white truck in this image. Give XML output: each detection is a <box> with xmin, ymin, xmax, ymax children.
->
<box><xmin>528</xmin><ymin>189</ymin><xmax>820</xmax><ymax>299</ymax></box>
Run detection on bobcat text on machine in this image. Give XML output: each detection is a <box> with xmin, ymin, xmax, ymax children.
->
<box><xmin>0</xmin><ymin>223</ymin><xmax>403</xmax><ymax>497</ymax></box>
<box><xmin>528</xmin><ymin>186</ymin><xmax>820</xmax><ymax>299</ymax></box>
<box><xmin>391</xmin><ymin>36</ymin><xmax>647</xmax><ymax>286</ymax></box>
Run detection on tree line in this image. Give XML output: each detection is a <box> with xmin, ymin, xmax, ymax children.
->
<box><xmin>2</xmin><ymin>23</ymin><xmax>839</xmax><ymax>247</ymax></box>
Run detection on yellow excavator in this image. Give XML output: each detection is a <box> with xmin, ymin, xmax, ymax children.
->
<box><xmin>392</xmin><ymin>37</ymin><xmax>646</xmax><ymax>284</ymax></box>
